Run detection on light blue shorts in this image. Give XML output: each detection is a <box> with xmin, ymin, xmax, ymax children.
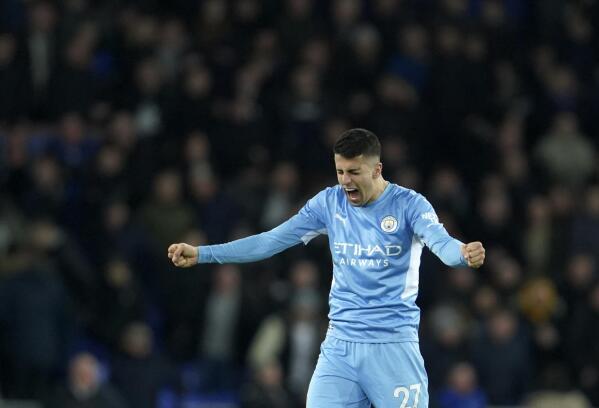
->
<box><xmin>307</xmin><ymin>336</ymin><xmax>429</xmax><ymax>408</ymax></box>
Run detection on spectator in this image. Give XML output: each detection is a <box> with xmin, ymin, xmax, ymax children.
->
<box><xmin>137</xmin><ymin>168</ymin><xmax>196</xmax><ymax>250</ymax></box>
<box><xmin>437</xmin><ymin>362</ymin><xmax>487</xmax><ymax>408</ymax></box>
<box><xmin>20</xmin><ymin>0</ymin><xmax>59</xmax><ymax>119</ymax></box>
<box><xmin>91</xmin><ymin>257</ymin><xmax>146</xmax><ymax>347</ymax></box>
<box><xmin>247</xmin><ymin>260</ymin><xmax>325</xmax><ymax>403</ymax></box>
<box><xmin>421</xmin><ymin>304</ymin><xmax>471</xmax><ymax>397</ymax></box>
<box><xmin>166</xmin><ymin>61</ymin><xmax>213</xmax><ymax>137</ymax></box>
<box><xmin>48</xmin><ymin>25</ymin><xmax>98</xmax><ymax>117</ymax></box>
<box><xmin>569</xmin><ymin>185</ymin><xmax>599</xmax><ymax>263</ymax></box>
<box><xmin>524</xmin><ymin>196</ymin><xmax>553</xmax><ymax>275</ymax></box>
<box><xmin>565</xmin><ymin>282</ymin><xmax>599</xmax><ymax>405</ymax></box>
<box><xmin>187</xmin><ymin>161</ymin><xmax>239</xmax><ymax>243</ymax></box>
<box><xmin>21</xmin><ymin>155</ymin><xmax>67</xmax><ymax>221</ymax></box>
<box><xmin>46</xmin><ymin>352</ymin><xmax>127</xmax><ymax>408</ymax></box>
<box><xmin>241</xmin><ymin>360</ymin><xmax>294</xmax><ymax>408</ymax></box>
<box><xmin>0</xmin><ymin>222</ymin><xmax>73</xmax><ymax>399</ymax></box>
<box><xmin>111</xmin><ymin>322</ymin><xmax>176</xmax><ymax>408</ymax></box>
<box><xmin>518</xmin><ymin>277</ymin><xmax>567</xmax><ymax>390</ymax></box>
<box><xmin>0</xmin><ymin>32</ymin><xmax>27</xmax><ymax>121</ymax></box>
<box><xmin>260</xmin><ymin>161</ymin><xmax>300</xmax><ymax>229</ymax></box>
<box><xmin>560</xmin><ymin>254</ymin><xmax>596</xmax><ymax>319</ymax></box>
<box><xmin>128</xmin><ymin>57</ymin><xmax>166</xmax><ymax>139</ymax></box>
<box><xmin>534</xmin><ymin>112</ymin><xmax>594</xmax><ymax>188</ymax></box>
<box><xmin>472</xmin><ymin>307</ymin><xmax>532</xmax><ymax>405</ymax></box>
<box><xmin>198</xmin><ymin>264</ymin><xmax>246</xmax><ymax>391</ymax></box>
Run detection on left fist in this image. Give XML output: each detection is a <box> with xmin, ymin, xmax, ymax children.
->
<box><xmin>461</xmin><ymin>241</ymin><xmax>485</xmax><ymax>268</ymax></box>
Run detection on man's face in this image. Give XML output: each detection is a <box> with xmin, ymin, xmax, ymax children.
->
<box><xmin>334</xmin><ymin>154</ymin><xmax>382</xmax><ymax>206</ymax></box>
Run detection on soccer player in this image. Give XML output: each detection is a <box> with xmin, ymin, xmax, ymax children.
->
<box><xmin>168</xmin><ymin>128</ymin><xmax>485</xmax><ymax>407</ymax></box>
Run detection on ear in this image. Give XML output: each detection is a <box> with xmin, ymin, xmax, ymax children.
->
<box><xmin>372</xmin><ymin>162</ymin><xmax>382</xmax><ymax>178</ymax></box>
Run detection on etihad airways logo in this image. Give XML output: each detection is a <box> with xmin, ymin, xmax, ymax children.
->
<box><xmin>334</xmin><ymin>242</ymin><xmax>403</xmax><ymax>268</ymax></box>
<box><xmin>334</xmin><ymin>242</ymin><xmax>402</xmax><ymax>257</ymax></box>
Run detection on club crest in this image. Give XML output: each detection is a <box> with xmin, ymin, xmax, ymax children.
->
<box><xmin>380</xmin><ymin>215</ymin><xmax>399</xmax><ymax>233</ymax></box>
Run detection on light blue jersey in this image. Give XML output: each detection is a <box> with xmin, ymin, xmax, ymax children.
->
<box><xmin>198</xmin><ymin>183</ymin><xmax>467</xmax><ymax>343</ymax></box>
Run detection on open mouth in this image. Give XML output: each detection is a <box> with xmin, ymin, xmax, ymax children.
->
<box><xmin>344</xmin><ymin>188</ymin><xmax>361</xmax><ymax>203</ymax></box>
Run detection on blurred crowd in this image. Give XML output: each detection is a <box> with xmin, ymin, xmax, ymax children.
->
<box><xmin>0</xmin><ymin>0</ymin><xmax>598</xmax><ymax>407</ymax></box>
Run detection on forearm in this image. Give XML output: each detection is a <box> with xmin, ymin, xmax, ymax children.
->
<box><xmin>427</xmin><ymin>234</ymin><xmax>467</xmax><ymax>267</ymax></box>
<box><xmin>198</xmin><ymin>221</ymin><xmax>304</xmax><ymax>264</ymax></box>
<box><xmin>198</xmin><ymin>232</ymin><xmax>296</xmax><ymax>263</ymax></box>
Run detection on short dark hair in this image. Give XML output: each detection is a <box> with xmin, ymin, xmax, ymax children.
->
<box><xmin>333</xmin><ymin>128</ymin><xmax>381</xmax><ymax>159</ymax></box>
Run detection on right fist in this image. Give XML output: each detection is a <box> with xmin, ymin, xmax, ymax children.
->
<box><xmin>167</xmin><ymin>243</ymin><xmax>198</xmax><ymax>268</ymax></box>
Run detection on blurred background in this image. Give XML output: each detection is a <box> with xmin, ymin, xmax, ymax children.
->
<box><xmin>0</xmin><ymin>0</ymin><xmax>598</xmax><ymax>407</ymax></box>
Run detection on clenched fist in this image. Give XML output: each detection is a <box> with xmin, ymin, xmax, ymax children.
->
<box><xmin>461</xmin><ymin>241</ymin><xmax>485</xmax><ymax>268</ymax></box>
<box><xmin>167</xmin><ymin>243</ymin><xmax>198</xmax><ymax>268</ymax></box>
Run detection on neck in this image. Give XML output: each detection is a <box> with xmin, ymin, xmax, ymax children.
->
<box><xmin>368</xmin><ymin>178</ymin><xmax>389</xmax><ymax>204</ymax></box>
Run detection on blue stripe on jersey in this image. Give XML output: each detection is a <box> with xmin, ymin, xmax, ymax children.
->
<box><xmin>198</xmin><ymin>183</ymin><xmax>467</xmax><ymax>342</ymax></box>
